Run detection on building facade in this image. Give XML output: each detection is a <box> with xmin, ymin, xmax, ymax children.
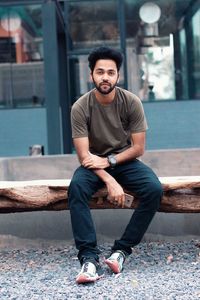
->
<box><xmin>0</xmin><ymin>0</ymin><xmax>199</xmax><ymax>156</ymax></box>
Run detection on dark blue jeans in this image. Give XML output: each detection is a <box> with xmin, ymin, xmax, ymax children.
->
<box><xmin>68</xmin><ymin>159</ymin><xmax>163</xmax><ymax>263</ymax></box>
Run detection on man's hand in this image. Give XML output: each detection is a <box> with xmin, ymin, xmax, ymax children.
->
<box><xmin>82</xmin><ymin>152</ymin><xmax>109</xmax><ymax>169</ymax></box>
<box><xmin>106</xmin><ymin>177</ymin><xmax>125</xmax><ymax>208</ymax></box>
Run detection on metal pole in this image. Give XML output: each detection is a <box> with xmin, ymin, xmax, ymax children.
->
<box><xmin>42</xmin><ymin>0</ymin><xmax>62</xmax><ymax>154</ymax></box>
<box><xmin>118</xmin><ymin>0</ymin><xmax>128</xmax><ymax>90</ymax></box>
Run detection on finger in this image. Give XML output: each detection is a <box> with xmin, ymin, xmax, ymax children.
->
<box><xmin>82</xmin><ymin>156</ymin><xmax>90</xmax><ymax>163</ymax></box>
<box><xmin>119</xmin><ymin>198</ymin><xmax>123</xmax><ymax>206</ymax></box>
<box><xmin>82</xmin><ymin>161</ymin><xmax>89</xmax><ymax>167</ymax></box>
<box><xmin>111</xmin><ymin>198</ymin><xmax>116</xmax><ymax>204</ymax></box>
<box><xmin>82</xmin><ymin>162</ymin><xmax>92</xmax><ymax>168</ymax></box>
<box><xmin>116</xmin><ymin>196</ymin><xmax>125</xmax><ymax>208</ymax></box>
<box><xmin>82</xmin><ymin>161</ymin><xmax>88</xmax><ymax>167</ymax></box>
<box><xmin>85</xmin><ymin>158</ymin><xmax>93</xmax><ymax>165</ymax></box>
<box><xmin>121</xmin><ymin>194</ymin><xmax>125</xmax><ymax>208</ymax></box>
<box><xmin>87</xmin><ymin>165</ymin><xmax>96</xmax><ymax>169</ymax></box>
<box><xmin>84</xmin><ymin>158</ymin><xmax>94</xmax><ymax>165</ymax></box>
<box><xmin>112</xmin><ymin>196</ymin><xmax>117</xmax><ymax>204</ymax></box>
<box><xmin>107</xmin><ymin>196</ymin><xmax>115</xmax><ymax>204</ymax></box>
<box><xmin>115</xmin><ymin>197</ymin><xmax>121</xmax><ymax>207</ymax></box>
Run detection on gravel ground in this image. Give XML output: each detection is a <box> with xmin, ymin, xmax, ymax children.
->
<box><xmin>0</xmin><ymin>236</ymin><xmax>199</xmax><ymax>300</ymax></box>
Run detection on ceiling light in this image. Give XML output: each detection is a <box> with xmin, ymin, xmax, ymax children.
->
<box><xmin>139</xmin><ymin>2</ymin><xmax>161</xmax><ymax>24</ymax></box>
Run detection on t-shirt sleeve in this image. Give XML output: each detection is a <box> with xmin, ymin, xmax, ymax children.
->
<box><xmin>129</xmin><ymin>97</ymin><xmax>148</xmax><ymax>133</ymax></box>
<box><xmin>71</xmin><ymin>103</ymin><xmax>88</xmax><ymax>138</ymax></box>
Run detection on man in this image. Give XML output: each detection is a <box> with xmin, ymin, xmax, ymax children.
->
<box><xmin>68</xmin><ymin>46</ymin><xmax>163</xmax><ymax>284</ymax></box>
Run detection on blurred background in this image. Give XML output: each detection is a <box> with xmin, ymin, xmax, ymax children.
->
<box><xmin>0</xmin><ymin>0</ymin><xmax>199</xmax><ymax>156</ymax></box>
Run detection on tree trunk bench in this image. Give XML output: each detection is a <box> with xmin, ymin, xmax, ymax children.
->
<box><xmin>0</xmin><ymin>176</ymin><xmax>200</xmax><ymax>213</ymax></box>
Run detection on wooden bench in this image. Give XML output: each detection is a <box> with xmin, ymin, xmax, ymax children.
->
<box><xmin>0</xmin><ymin>176</ymin><xmax>200</xmax><ymax>213</ymax></box>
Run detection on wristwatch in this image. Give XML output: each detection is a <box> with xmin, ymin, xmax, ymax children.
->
<box><xmin>107</xmin><ymin>154</ymin><xmax>117</xmax><ymax>169</ymax></box>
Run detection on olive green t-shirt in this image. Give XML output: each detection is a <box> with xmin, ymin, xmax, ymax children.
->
<box><xmin>71</xmin><ymin>87</ymin><xmax>148</xmax><ymax>156</ymax></box>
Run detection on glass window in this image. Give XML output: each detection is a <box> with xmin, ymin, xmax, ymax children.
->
<box><xmin>67</xmin><ymin>0</ymin><xmax>120</xmax><ymax>50</ymax></box>
<box><xmin>125</xmin><ymin>0</ymin><xmax>192</xmax><ymax>101</ymax></box>
<box><xmin>191</xmin><ymin>9</ymin><xmax>200</xmax><ymax>99</ymax></box>
<box><xmin>0</xmin><ymin>4</ymin><xmax>44</xmax><ymax>108</ymax></box>
<box><xmin>179</xmin><ymin>28</ymin><xmax>189</xmax><ymax>99</ymax></box>
<box><xmin>66</xmin><ymin>0</ymin><xmax>199</xmax><ymax>102</ymax></box>
<box><xmin>127</xmin><ymin>35</ymin><xmax>175</xmax><ymax>101</ymax></box>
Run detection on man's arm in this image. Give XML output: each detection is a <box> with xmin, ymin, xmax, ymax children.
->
<box><xmin>81</xmin><ymin>131</ymin><xmax>146</xmax><ymax>169</ymax></box>
<box><xmin>73</xmin><ymin>132</ymin><xmax>146</xmax><ymax>206</ymax></box>
<box><xmin>114</xmin><ymin>131</ymin><xmax>146</xmax><ymax>164</ymax></box>
<box><xmin>73</xmin><ymin>137</ymin><xmax>125</xmax><ymax>207</ymax></box>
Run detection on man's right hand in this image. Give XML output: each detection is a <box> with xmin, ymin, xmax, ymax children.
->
<box><xmin>105</xmin><ymin>177</ymin><xmax>125</xmax><ymax>208</ymax></box>
<box><xmin>72</xmin><ymin>137</ymin><xmax>125</xmax><ymax>207</ymax></box>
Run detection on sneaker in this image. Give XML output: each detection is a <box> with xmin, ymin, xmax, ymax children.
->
<box><xmin>76</xmin><ymin>260</ymin><xmax>101</xmax><ymax>284</ymax></box>
<box><xmin>104</xmin><ymin>250</ymin><xmax>126</xmax><ymax>274</ymax></box>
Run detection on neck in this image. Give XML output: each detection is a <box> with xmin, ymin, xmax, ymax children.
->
<box><xmin>94</xmin><ymin>88</ymin><xmax>116</xmax><ymax>105</ymax></box>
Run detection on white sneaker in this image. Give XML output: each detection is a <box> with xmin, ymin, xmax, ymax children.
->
<box><xmin>76</xmin><ymin>261</ymin><xmax>100</xmax><ymax>284</ymax></box>
<box><xmin>105</xmin><ymin>250</ymin><xmax>126</xmax><ymax>274</ymax></box>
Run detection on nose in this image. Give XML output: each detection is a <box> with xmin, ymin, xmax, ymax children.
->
<box><xmin>102</xmin><ymin>72</ymin><xmax>109</xmax><ymax>81</ymax></box>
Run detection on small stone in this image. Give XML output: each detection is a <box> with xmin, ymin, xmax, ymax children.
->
<box><xmin>132</xmin><ymin>279</ymin><xmax>139</xmax><ymax>287</ymax></box>
<box><xmin>166</xmin><ymin>254</ymin><xmax>173</xmax><ymax>264</ymax></box>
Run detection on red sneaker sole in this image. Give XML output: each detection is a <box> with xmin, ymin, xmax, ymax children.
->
<box><xmin>76</xmin><ymin>274</ymin><xmax>103</xmax><ymax>284</ymax></box>
<box><xmin>105</xmin><ymin>259</ymin><xmax>120</xmax><ymax>274</ymax></box>
<box><xmin>76</xmin><ymin>274</ymin><xmax>97</xmax><ymax>284</ymax></box>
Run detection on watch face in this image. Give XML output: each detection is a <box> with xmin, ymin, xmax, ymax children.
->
<box><xmin>110</xmin><ymin>157</ymin><xmax>116</xmax><ymax>164</ymax></box>
<box><xmin>108</xmin><ymin>155</ymin><xmax>117</xmax><ymax>167</ymax></box>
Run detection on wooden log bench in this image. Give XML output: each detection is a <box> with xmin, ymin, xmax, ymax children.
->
<box><xmin>0</xmin><ymin>176</ymin><xmax>200</xmax><ymax>213</ymax></box>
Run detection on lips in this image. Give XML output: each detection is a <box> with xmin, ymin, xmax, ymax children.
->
<box><xmin>100</xmin><ymin>82</ymin><xmax>111</xmax><ymax>87</ymax></box>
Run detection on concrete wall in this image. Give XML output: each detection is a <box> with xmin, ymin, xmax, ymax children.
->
<box><xmin>0</xmin><ymin>148</ymin><xmax>200</xmax><ymax>180</ymax></box>
<box><xmin>0</xmin><ymin>149</ymin><xmax>199</xmax><ymax>241</ymax></box>
<box><xmin>0</xmin><ymin>107</ymin><xmax>48</xmax><ymax>157</ymax></box>
<box><xmin>143</xmin><ymin>100</ymin><xmax>200</xmax><ymax>150</ymax></box>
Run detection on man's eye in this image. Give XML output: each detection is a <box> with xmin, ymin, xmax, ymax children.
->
<box><xmin>109</xmin><ymin>72</ymin><xmax>115</xmax><ymax>76</ymax></box>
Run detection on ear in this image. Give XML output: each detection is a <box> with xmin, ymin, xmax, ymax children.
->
<box><xmin>90</xmin><ymin>72</ymin><xmax>93</xmax><ymax>81</ymax></box>
<box><xmin>117</xmin><ymin>73</ymin><xmax>120</xmax><ymax>83</ymax></box>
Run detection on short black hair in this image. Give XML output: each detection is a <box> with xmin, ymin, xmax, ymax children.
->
<box><xmin>88</xmin><ymin>46</ymin><xmax>123</xmax><ymax>72</ymax></box>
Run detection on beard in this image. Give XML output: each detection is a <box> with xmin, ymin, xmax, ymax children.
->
<box><xmin>92</xmin><ymin>77</ymin><xmax>118</xmax><ymax>95</ymax></box>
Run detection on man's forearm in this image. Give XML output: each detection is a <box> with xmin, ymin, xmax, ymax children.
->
<box><xmin>81</xmin><ymin>145</ymin><xmax>143</xmax><ymax>170</ymax></box>
<box><xmin>115</xmin><ymin>144</ymin><xmax>144</xmax><ymax>165</ymax></box>
<box><xmin>93</xmin><ymin>168</ymin><xmax>125</xmax><ymax>207</ymax></box>
<box><xmin>113</xmin><ymin>131</ymin><xmax>145</xmax><ymax>165</ymax></box>
<box><xmin>93</xmin><ymin>168</ymin><xmax>113</xmax><ymax>184</ymax></box>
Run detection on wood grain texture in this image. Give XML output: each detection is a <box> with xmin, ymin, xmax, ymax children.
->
<box><xmin>0</xmin><ymin>177</ymin><xmax>200</xmax><ymax>213</ymax></box>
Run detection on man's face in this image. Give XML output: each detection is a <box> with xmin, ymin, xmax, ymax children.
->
<box><xmin>91</xmin><ymin>59</ymin><xmax>119</xmax><ymax>95</ymax></box>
